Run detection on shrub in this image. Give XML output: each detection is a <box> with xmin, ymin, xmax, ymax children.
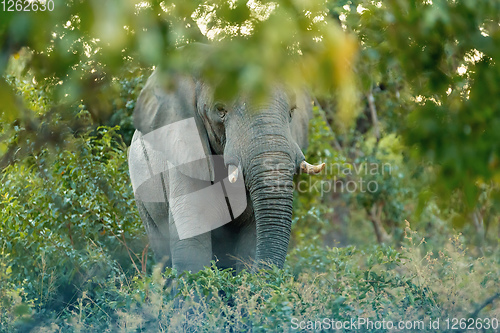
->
<box><xmin>0</xmin><ymin>125</ymin><xmax>147</xmax><ymax>316</ymax></box>
<box><xmin>1</xmin><ymin>223</ymin><xmax>495</xmax><ymax>332</ymax></box>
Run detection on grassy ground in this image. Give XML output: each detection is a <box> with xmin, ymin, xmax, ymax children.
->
<box><xmin>3</xmin><ymin>224</ymin><xmax>499</xmax><ymax>332</ymax></box>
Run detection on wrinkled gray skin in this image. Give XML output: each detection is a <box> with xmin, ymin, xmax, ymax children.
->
<box><xmin>128</xmin><ymin>70</ymin><xmax>311</xmax><ymax>273</ymax></box>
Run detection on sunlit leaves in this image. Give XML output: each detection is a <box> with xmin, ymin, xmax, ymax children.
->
<box><xmin>332</xmin><ymin>0</ymin><xmax>500</xmax><ymax>211</ymax></box>
<box><xmin>0</xmin><ymin>0</ymin><xmax>361</xmax><ymax>171</ymax></box>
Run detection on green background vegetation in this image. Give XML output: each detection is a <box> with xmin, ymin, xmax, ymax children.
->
<box><xmin>1</xmin><ymin>0</ymin><xmax>499</xmax><ymax>331</ymax></box>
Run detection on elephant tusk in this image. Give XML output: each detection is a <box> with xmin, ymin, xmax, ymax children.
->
<box><xmin>300</xmin><ymin>161</ymin><xmax>325</xmax><ymax>175</ymax></box>
<box><xmin>228</xmin><ymin>164</ymin><xmax>239</xmax><ymax>183</ymax></box>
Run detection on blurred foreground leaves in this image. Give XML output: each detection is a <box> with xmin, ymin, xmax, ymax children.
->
<box><xmin>0</xmin><ymin>0</ymin><xmax>358</xmax><ymax>167</ymax></box>
<box><xmin>327</xmin><ymin>0</ymin><xmax>500</xmax><ymax>213</ymax></box>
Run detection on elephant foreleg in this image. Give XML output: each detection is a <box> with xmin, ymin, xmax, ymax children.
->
<box><xmin>137</xmin><ymin>198</ymin><xmax>171</xmax><ymax>268</ymax></box>
<box><xmin>169</xmin><ymin>210</ymin><xmax>212</xmax><ymax>273</ymax></box>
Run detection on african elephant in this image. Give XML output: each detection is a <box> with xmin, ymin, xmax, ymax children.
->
<box><xmin>128</xmin><ymin>68</ymin><xmax>324</xmax><ymax>274</ymax></box>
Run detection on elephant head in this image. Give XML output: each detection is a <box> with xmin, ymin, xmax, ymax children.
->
<box><xmin>129</xmin><ymin>68</ymin><xmax>324</xmax><ymax>272</ymax></box>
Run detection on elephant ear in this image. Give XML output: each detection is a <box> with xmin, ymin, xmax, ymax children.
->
<box><xmin>290</xmin><ymin>91</ymin><xmax>313</xmax><ymax>151</ymax></box>
<box><xmin>133</xmin><ymin>70</ymin><xmax>215</xmax><ymax>182</ymax></box>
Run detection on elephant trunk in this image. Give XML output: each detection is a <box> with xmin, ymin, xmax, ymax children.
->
<box><xmin>245</xmin><ymin>150</ymin><xmax>295</xmax><ymax>269</ymax></box>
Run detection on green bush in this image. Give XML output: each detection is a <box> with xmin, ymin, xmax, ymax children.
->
<box><xmin>0</xmin><ymin>125</ymin><xmax>147</xmax><ymax>315</ymax></box>
<box><xmin>4</xmin><ymin>225</ymin><xmax>496</xmax><ymax>332</ymax></box>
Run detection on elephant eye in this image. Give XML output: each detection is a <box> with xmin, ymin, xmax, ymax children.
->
<box><xmin>289</xmin><ymin>105</ymin><xmax>296</xmax><ymax>122</ymax></box>
<box><xmin>215</xmin><ymin>103</ymin><xmax>227</xmax><ymax>120</ymax></box>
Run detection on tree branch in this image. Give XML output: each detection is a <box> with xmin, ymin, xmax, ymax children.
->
<box><xmin>369</xmin><ymin>202</ymin><xmax>391</xmax><ymax>244</ymax></box>
<box><xmin>313</xmin><ymin>96</ymin><xmax>343</xmax><ymax>151</ymax></box>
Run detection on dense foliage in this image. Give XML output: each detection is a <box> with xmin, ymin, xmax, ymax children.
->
<box><xmin>1</xmin><ymin>0</ymin><xmax>500</xmax><ymax>331</ymax></box>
